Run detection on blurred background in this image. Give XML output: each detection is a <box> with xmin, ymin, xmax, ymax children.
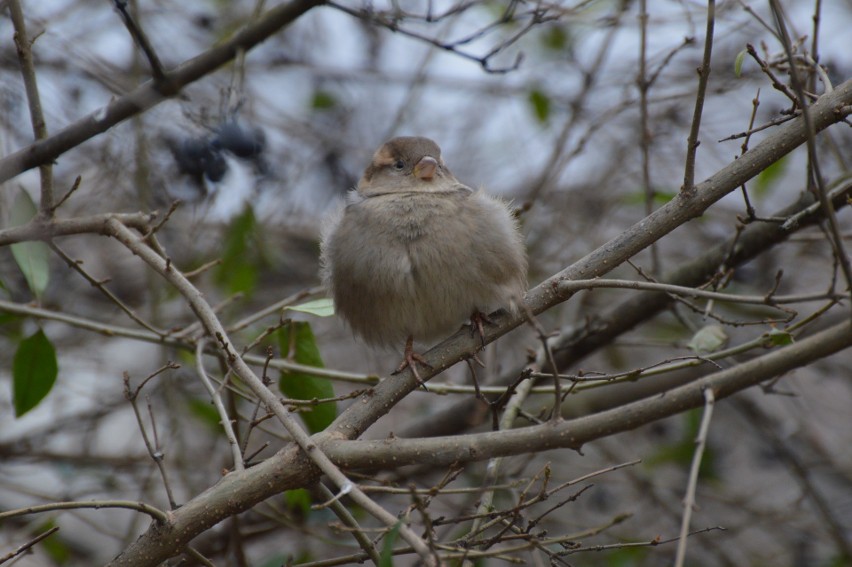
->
<box><xmin>1</xmin><ymin>0</ymin><xmax>851</xmax><ymax>565</ymax></box>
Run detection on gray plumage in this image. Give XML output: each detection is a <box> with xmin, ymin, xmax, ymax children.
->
<box><xmin>320</xmin><ymin>136</ymin><xmax>527</xmax><ymax>349</ymax></box>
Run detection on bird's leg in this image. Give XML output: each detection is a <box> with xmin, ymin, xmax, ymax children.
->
<box><xmin>469</xmin><ymin>310</ymin><xmax>495</xmax><ymax>348</ymax></box>
<box><xmin>392</xmin><ymin>335</ymin><xmax>433</xmax><ymax>389</ymax></box>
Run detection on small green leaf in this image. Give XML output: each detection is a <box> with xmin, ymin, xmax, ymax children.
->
<box><xmin>284</xmin><ymin>488</ymin><xmax>313</xmax><ymax>516</ymax></box>
<box><xmin>753</xmin><ymin>156</ymin><xmax>787</xmax><ymax>197</ymax></box>
<box><xmin>10</xmin><ymin>189</ymin><xmax>50</xmax><ymax>299</ymax></box>
<box><xmin>278</xmin><ymin>322</ymin><xmax>336</xmax><ymax>433</ymax></box>
<box><xmin>687</xmin><ymin>325</ymin><xmax>728</xmax><ymax>354</ymax></box>
<box><xmin>766</xmin><ymin>328</ymin><xmax>794</xmax><ymax>346</ymax></box>
<box><xmin>187</xmin><ymin>398</ymin><xmax>222</xmax><ymax>431</ymax></box>
<box><xmin>379</xmin><ymin>521</ymin><xmax>402</xmax><ymax>567</ymax></box>
<box><xmin>286</xmin><ymin>298</ymin><xmax>335</xmax><ymax>318</ymax></box>
<box><xmin>311</xmin><ymin>90</ymin><xmax>337</xmax><ymax>110</ymax></box>
<box><xmin>540</xmin><ymin>25</ymin><xmax>569</xmax><ymax>51</ymax></box>
<box><xmin>734</xmin><ymin>49</ymin><xmax>747</xmax><ymax>77</ymax></box>
<box><xmin>214</xmin><ymin>204</ymin><xmax>258</xmax><ymax>295</ymax></box>
<box><xmin>528</xmin><ymin>89</ymin><xmax>551</xmax><ymax>124</ymax></box>
<box><xmin>13</xmin><ymin>329</ymin><xmax>58</xmax><ymax>417</ymax></box>
<box><xmin>601</xmin><ymin>545</ymin><xmax>649</xmax><ymax>565</ymax></box>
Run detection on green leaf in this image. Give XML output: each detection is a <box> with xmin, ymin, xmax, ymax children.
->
<box><xmin>285</xmin><ymin>488</ymin><xmax>313</xmax><ymax>516</ymax></box>
<box><xmin>186</xmin><ymin>398</ymin><xmax>223</xmax><ymax>431</ymax></box>
<box><xmin>311</xmin><ymin>90</ymin><xmax>337</xmax><ymax>110</ymax></box>
<box><xmin>214</xmin><ymin>204</ymin><xmax>258</xmax><ymax>295</ymax></box>
<box><xmin>286</xmin><ymin>298</ymin><xmax>335</xmax><ymax>318</ymax></box>
<box><xmin>734</xmin><ymin>49</ymin><xmax>747</xmax><ymax>77</ymax></box>
<box><xmin>766</xmin><ymin>328</ymin><xmax>794</xmax><ymax>346</ymax></box>
<box><xmin>753</xmin><ymin>156</ymin><xmax>787</xmax><ymax>197</ymax></box>
<box><xmin>528</xmin><ymin>89</ymin><xmax>551</xmax><ymax>124</ymax></box>
<box><xmin>540</xmin><ymin>25</ymin><xmax>569</xmax><ymax>51</ymax></box>
<box><xmin>602</xmin><ymin>545</ymin><xmax>649</xmax><ymax>566</ymax></box>
<box><xmin>687</xmin><ymin>325</ymin><xmax>728</xmax><ymax>354</ymax></box>
<box><xmin>278</xmin><ymin>322</ymin><xmax>336</xmax><ymax>433</ymax></box>
<box><xmin>379</xmin><ymin>521</ymin><xmax>402</xmax><ymax>567</ymax></box>
<box><xmin>13</xmin><ymin>329</ymin><xmax>58</xmax><ymax>417</ymax></box>
<box><xmin>10</xmin><ymin>189</ymin><xmax>50</xmax><ymax>299</ymax></box>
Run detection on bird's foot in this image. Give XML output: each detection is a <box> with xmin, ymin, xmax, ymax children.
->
<box><xmin>392</xmin><ymin>335</ymin><xmax>433</xmax><ymax>390</ymax></box>
<box><xmin>469</xmin><ymin>310</ymin><xmax>495</xmax><ymax>348</ymax></box>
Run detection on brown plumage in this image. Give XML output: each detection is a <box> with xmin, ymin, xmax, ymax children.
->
<box><xmin>320</xmin><ymin>136</ymin><xmax>527</xmax><ymax>378</ymax></box>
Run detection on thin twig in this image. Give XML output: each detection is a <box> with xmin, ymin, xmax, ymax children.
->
<box><xmin>112</xmin><ymin>0</ymin><xmax>166</xmax><ymax>81</ymax></box>
<box><xmin>49</xmin><ymin>241</ymin><xmax>167</xmax><ymax>336</ymax></box>
<box><xmin>674</xmin><ymin>387</ymin><xmax>716</xmax><ymax>567</ymax></box>
<box><xmin>227</xmin><ymin>286</ymin><xmax>322</xmax><ymax>333</ymax></box>
<box><xmin>0</xmin><ymin>526</ymin><xmax>59</xmax><ymax>565</ymax></box>
<box><xmin>744</xmin><ymin>43</ymin><xmax>799</xmax><ymax>104</ymax></box>
<box><xmin>311</xmin><ymin>483</ymin><xmax>381</xmax><ymax>565</ymax></box>
<box><xmin>682</xmin><ymin>0</ymin><xmax>715</xmax><ymax>192</ymax></box>
<box><xmin>557</xmin><ymin>278</ymin><xmax>838</xmax><ymax>307</ymax></box>
<box><xmin>196</xmin><ymin>338</ymin><xmax>245</xmax><ymax>472</ymax></box>
<box><xmin>51</xmin><ymin>175</ymin><xmax>82</xmax><ymax>212</ymax></box>
<box><xmin>123</xmin><ymin>369</ymin><xmax>179</xmax><ymax>509</ymax></box>
<box><xmin>0</xmin><ymin>500</ymin><xmax>168</xmax><ymax>523</ymax></box>
<box><xmin>522</xmin><ymin>305</ymin><xmax>561</xmax><ymax>417</ymax></box>
<box><xmin>737</xmin><ymin>89</ymin><xmax>761</xmax><ymax>220</ymax></box>
<box><xmin>8</xmin><ymin>0</ymin><xmax>54</xmax><ymax>214</ymax></box>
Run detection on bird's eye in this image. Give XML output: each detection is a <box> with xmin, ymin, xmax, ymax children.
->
<box><xmin>392</xmin><ymin>160</ymin><xmax>405</xmax><ymax>170</ymax></box>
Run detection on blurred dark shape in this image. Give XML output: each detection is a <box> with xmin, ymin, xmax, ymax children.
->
<box><xmin>323</xmin><ymin>148</ymin><xmax>357</xmax><ymax>193</ymax></box>
<box><xmin>169</xmin><ymin>136</ymin><xmax>228</xmax><ymax>182</ymax></box>
<box><xmin>194</xmin><ymin>13</ymin><xmax>215</xmax><ymax>30</ymax></box>
<box><xmin>213</xmin><ymin>121</ymin><xmax>266</xmax><ymax>159</ymax></box>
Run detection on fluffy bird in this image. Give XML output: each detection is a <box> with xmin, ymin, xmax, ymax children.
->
<box><xmin>321</xmin><ymin>136</ymin><xmax>527</xmax><ymax>381</ymax></box>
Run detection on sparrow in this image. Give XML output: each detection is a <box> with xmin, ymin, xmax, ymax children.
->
<box><xmin>320</xmin><ymin>136</ymin><xmax>527</xmax><ymax>382</ymax></box>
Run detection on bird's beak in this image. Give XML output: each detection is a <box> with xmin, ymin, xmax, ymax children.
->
<box><xmin>414</xmin><ymin>156</ymin><xmax>438</xmax><ymax>181</ymax></box>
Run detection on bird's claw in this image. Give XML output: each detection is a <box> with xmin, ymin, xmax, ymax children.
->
<box><xmin>392</xmin><ymin>336</ymin><xmax>433</xmax><ymax>390</ymax></box>
<box><xmin>469</xmin><ymin>310</ymin><xmax>495</xmax><ymax>347</ymax></box>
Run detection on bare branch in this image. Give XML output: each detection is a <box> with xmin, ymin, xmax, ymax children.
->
<box><xmin>682</xmin><ymin>0</ymin><xmax>715</xmax><ymax>192</ymax></box>
<box><xmin>8</xmin><ymin>0</ymin><xmax>54</xmax><ymax>212</ymax></box>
